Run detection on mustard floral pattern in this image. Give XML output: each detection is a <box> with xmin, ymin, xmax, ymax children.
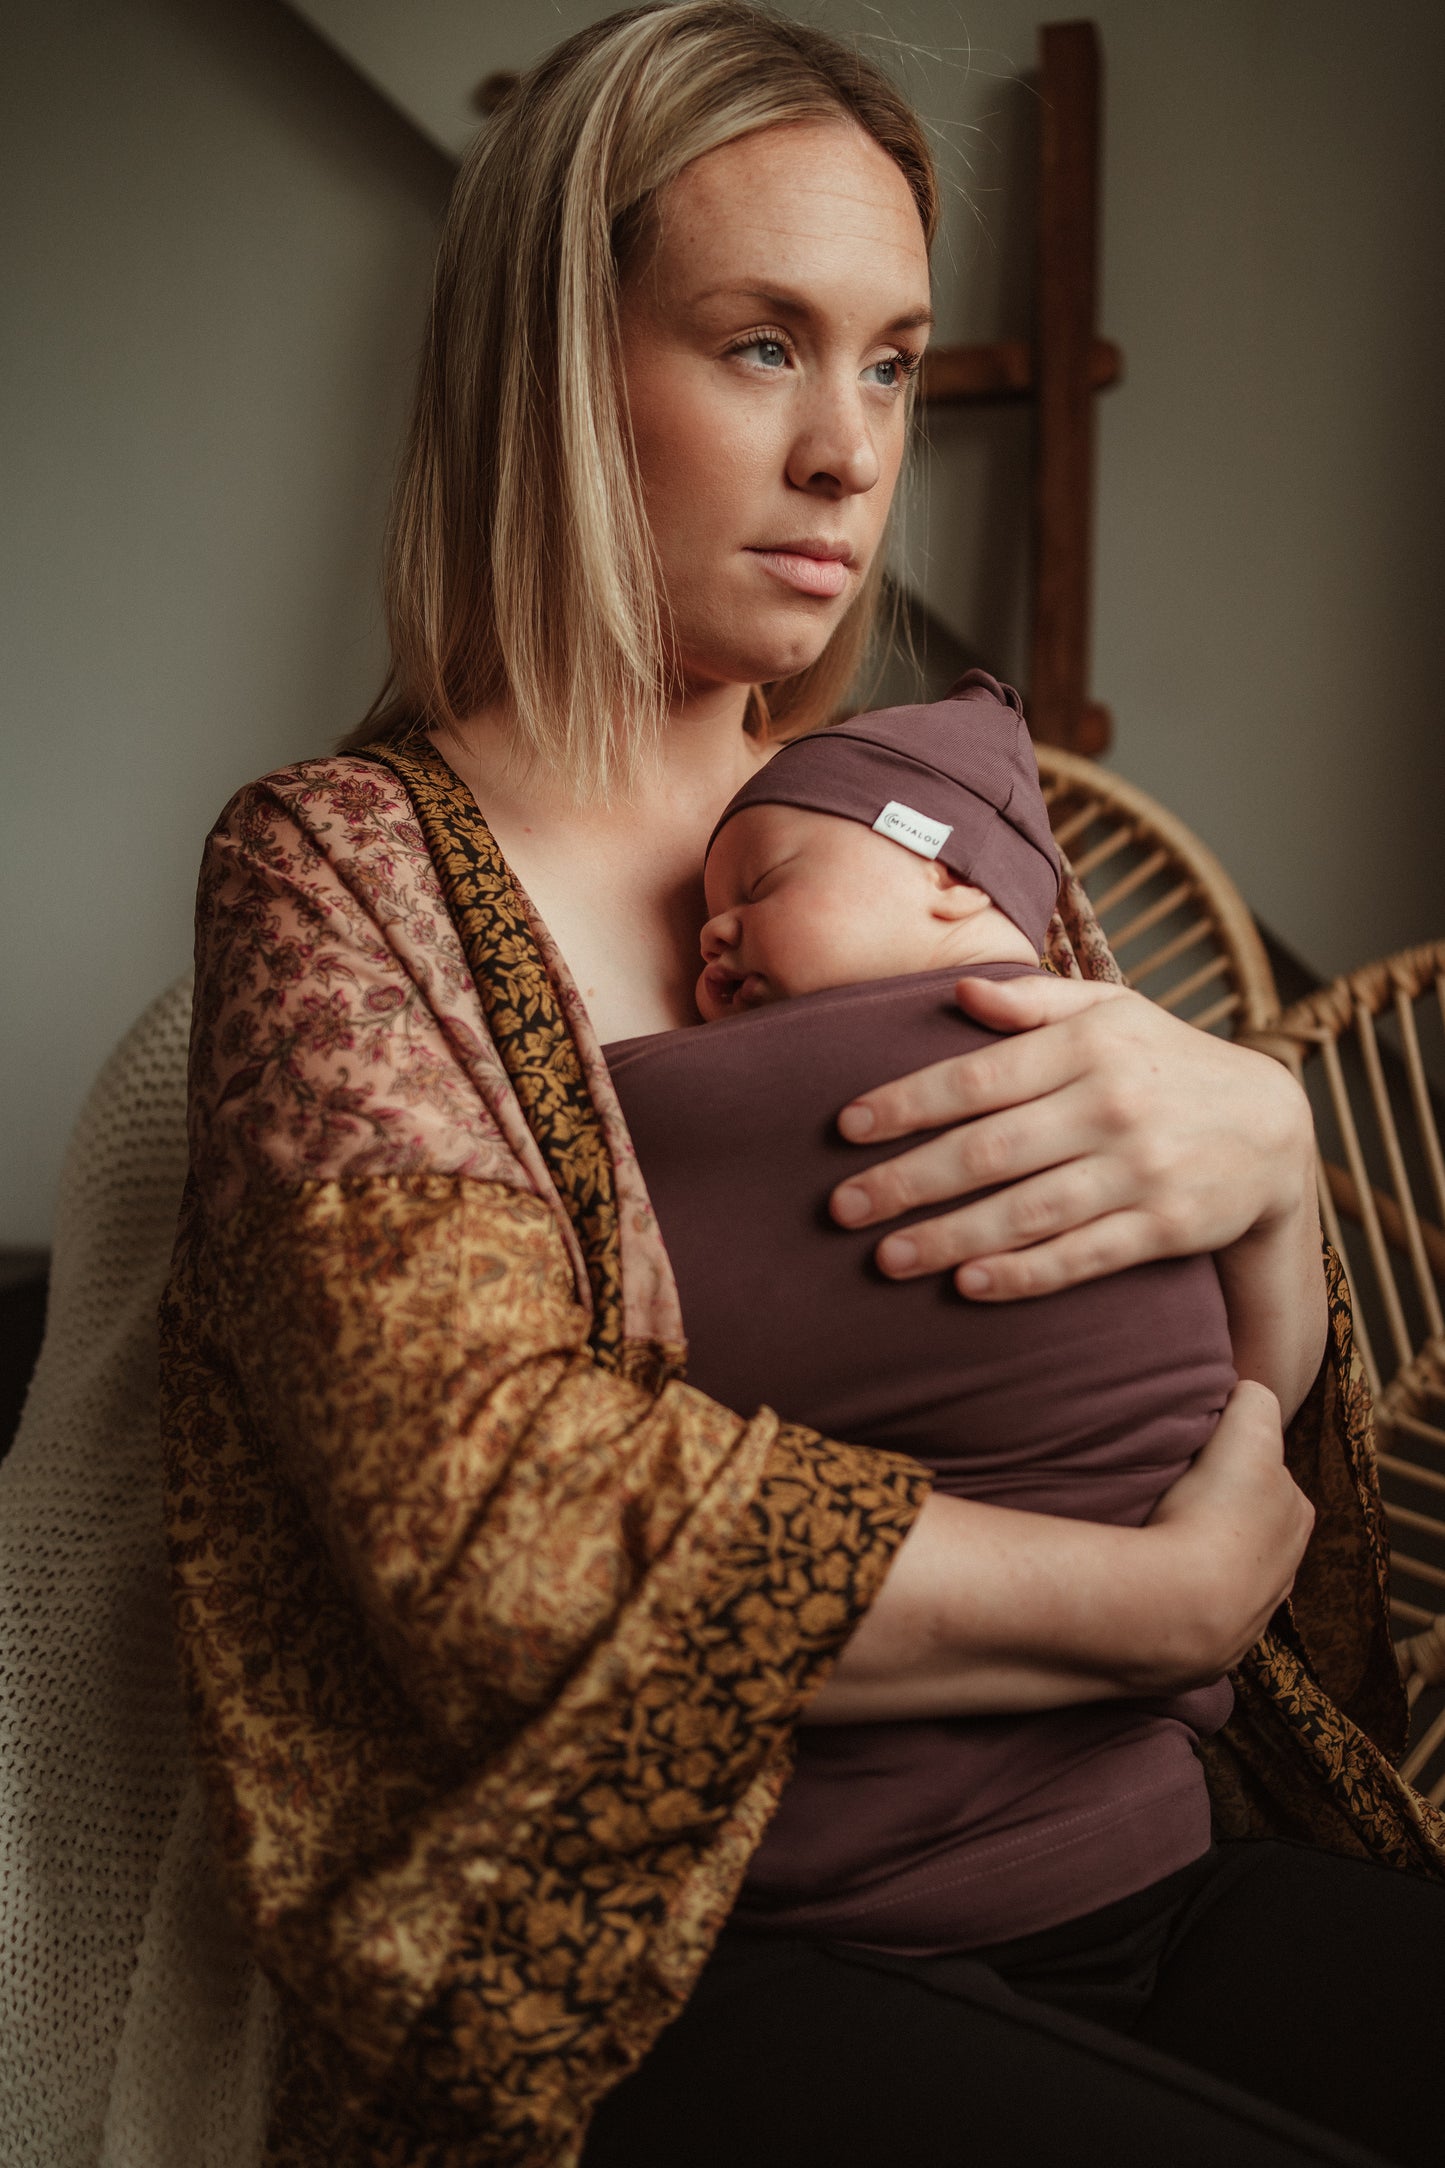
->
<box><xmin>361</xmin><ymin>741</ymin><xmax>628</xmax><ymax>1367</ymax></box>
<box><xmin>162</xmin><ymin>754</ymin><xmax>926</xmax><ymax>2166</ymax></box>
<box><xmin>161</xmin><ymin>747</ymin><xmax>1444</xmax><ymax>2168</ymax></box>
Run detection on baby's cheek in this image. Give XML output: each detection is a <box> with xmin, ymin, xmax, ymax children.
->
<box><xmin>764</xmin><ymin>915</ymin><xmax>849</xmax><ymax>996</ymax></box>
<box><xmin>747</xmin><ymin>918</ymin><xmax>804</xmax><ymax>993</ymax></box>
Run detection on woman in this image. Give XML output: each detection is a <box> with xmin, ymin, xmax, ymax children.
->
<box><xmin>159</xmin><ymin>7</ymin><xmax>1444</xmax><ymax>2165</ymax></box>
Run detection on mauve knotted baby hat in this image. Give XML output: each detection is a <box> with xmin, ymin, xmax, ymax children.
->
<box><xmin>708</xmin><ymin>670</ymin><xmax>1062</xmax><ymax>951</ymax></box>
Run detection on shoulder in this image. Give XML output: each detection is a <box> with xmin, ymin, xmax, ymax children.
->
<box><xmin>189</xmin><ymin>754</ymin><xmax>517</xmax><ymax>1207</ymax></box>
<box><xmin>212</xmin><ymin>753</ymin><xmax>422</xmax><ymax>860</ymax></box>
<box><xmin>202</xmin><ymin>753</ymin><xmax>445</xmax><ymax>933</ymax></box>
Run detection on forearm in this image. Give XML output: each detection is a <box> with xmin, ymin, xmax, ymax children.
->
<box><xmin>810</xmin><ymin>1367</ymin><xmax>1313</xmax><ymax>1727</ymax></box>
<box><xmin>807</xmin><ymin>1490</ymin><xmax>1215</xmax><ymax>1725</ymax></box>
<box><xmin>206</xmin><ymin>1173</ymin><xmax>920</xmax><ymax>1748</ymax></box>
<box><xmin>1214</xmin><ymin>1093</ymin><xmax>1328</xmax><ymax>1424</ymax></box>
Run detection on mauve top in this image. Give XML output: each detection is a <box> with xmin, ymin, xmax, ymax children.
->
<box><xmin>604</xmin><ymin>962</ymin><xmax>1236</xmax><ymax>1952</ymax></box>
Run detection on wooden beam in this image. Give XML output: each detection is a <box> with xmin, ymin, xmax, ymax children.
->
<box><xmin>921</xmin><ymin>336</ymin><xmax>1122</xmax><ymax>407</ymax></box>
<box><xmin>1029</xmin><ymin>20</ymin><xmax>1109</xmax><ymax>755</ymax></box>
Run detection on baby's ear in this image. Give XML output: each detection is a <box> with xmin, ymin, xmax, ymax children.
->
<box><xmin>930</xmin><ymin>866</ymin><xmax>994</xmax><ymax>920</ymax></box>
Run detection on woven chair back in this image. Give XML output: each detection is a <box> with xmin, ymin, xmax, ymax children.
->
<box><xmin>1036</xmin><ymin>745</ymin><xmax>1279</xmax><ymax>1037</ymax></box>
<box><xmin>1246</xmin><ymin>940</ymin><xmax>1445</xmax><ymax>1802</ymax></box>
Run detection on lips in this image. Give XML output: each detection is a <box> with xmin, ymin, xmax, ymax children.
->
<box><xmin>702</xmin><ymin>960</ymin><xmax>770</xmax><ymax>1013</ymax></box>
<box><xmin>747</xmin><ymin>541</ymin><xmax>854</xmax><ymax>600</ymax></box>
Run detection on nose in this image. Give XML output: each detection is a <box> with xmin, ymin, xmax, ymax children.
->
<box><xmin>700</xmin><ymin>910</ymin><xmax>741</xmax><ymax>962</ymax></box>
<box><xmin>785</xmin><ymin>373</ymin><xmax>881</xmax><ymax>500</ymax></box>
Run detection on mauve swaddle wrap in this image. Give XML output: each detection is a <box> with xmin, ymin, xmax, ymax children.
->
<box><xmin>606</xmin><ymin>963</ymin><xmax>1236</xmax><ymax>1951</ymax></box>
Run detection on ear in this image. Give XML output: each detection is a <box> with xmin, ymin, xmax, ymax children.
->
<box><xmin>927</xmin><ymin>865</ymin><xmax>994</xmax><ymax>921</ymax></box>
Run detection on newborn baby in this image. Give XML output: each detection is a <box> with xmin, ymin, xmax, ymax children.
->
<box><xmin>603</xmin><ymin>671</ymin><xmax>1237</xmax><ymax>1954</ymax></box>
<box><xmin>694</xmin><ymin>712</ymin><xmax>1038</xmax><ymax>1025</ymax></box>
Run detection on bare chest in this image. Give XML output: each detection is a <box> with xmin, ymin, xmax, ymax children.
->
<box><xmin>490</xmin><ymin>819</ymin><xmax>710</xmax><ymax>1044</ymax></box>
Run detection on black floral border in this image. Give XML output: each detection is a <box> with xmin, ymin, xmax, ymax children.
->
<box><xmin>361</xmin><ymin>739</ymin><xmax>625</xmax><ymax>1368</ymax></box>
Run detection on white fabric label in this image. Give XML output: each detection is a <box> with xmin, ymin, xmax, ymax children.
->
<box><xmin>871</xmin><ymin>800</ymin><xmax>953</xmax><ymax>860</ymax></box>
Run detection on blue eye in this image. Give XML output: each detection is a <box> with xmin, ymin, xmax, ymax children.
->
<box><xmin>744</xmin><ymin>337</ymin><xmax>789</xmax><ymax>370</ymax></box>
<box><xmin>864</xmin><ymin>351</ymin><xmax>918</xmax><ymax>391</ymax></box>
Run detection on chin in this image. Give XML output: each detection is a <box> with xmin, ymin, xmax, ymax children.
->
<box><xmin>755</xmin><ymin>613</ymin><xmax>849</xmax><ymax>682</ymax></box>
<box><xmin>685</xmin><ymin>600</ymin><xmax>848</xmax><ymax>690</ymax></box>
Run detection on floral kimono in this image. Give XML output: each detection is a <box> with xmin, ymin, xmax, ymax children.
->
<box><xmin>159</xmin><ymin>739</ymin><xmax>1445</xmax><ymax>2168</ymax></box>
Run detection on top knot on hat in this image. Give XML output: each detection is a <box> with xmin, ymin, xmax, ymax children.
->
<box><xmin>708</xmin><ymin>670</ymin><xmax>1062</xmax><ymax>953</ymax></box>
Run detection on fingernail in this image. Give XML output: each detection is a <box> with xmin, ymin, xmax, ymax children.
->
<box><xmin>838</xmin><ymin>1102</ymin><xmax>875</xmax><ymax>1140</ymax></box>
<box><xmin>878</xmin><ymin>1235</ymin><xmax>918</xmax><ymax>1274</ymax></box>
<box><xmin>833</xmin><ymin>1184</ymin><xmax>871</xmax><ymax>1226</ymax></box>
<box><xmin>958</xmin><ymin>1264</ymin><xmax>991</xmax><ymax>1295</ymax></box>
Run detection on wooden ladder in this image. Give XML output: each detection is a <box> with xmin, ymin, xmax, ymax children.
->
<box><xmin>920</xmin><ymin>21</ymin><xmax>1119</xmax><ymax>757</ymax></box>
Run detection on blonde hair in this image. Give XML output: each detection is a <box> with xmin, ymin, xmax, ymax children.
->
<box><xmin>343</xmin><ymin>1</ymin><xmax>938</xmax><ymax>796</ymax></box>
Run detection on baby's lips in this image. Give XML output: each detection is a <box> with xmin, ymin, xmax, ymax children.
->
<box><xmin>700</xmin><ymin>959</ymin><xmax>742</xmax><ymax>1014</ymax></box>
<box><xmin>700</xmin><ymin>959</ymin><xmax>771</xmax><ymax>1016</ymax></box>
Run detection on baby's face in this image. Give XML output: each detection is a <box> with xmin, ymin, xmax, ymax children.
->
<box><xmin>697</xmin><ymin>801</ymin><xmax>1029</xmax><ymax>1021</ymax></box>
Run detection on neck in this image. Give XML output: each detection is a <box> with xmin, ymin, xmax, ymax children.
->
<box><xmin>427</xmin><ymin>680</ymin><xmax>775</xmax><ymax>1043</ymax></box>
<box><xmin>436</xmin><ymin>679</ymin><xmax>763</xmax><ymax>832</ymax></box>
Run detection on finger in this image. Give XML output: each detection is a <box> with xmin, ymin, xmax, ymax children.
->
<box><xmin>836</xmin><ymin>1016</ymin><xmax>1092</xmax><ymax>1152</ymax></box>
<box><xmin>1222</xmin><ymin>1376</ymin><xmax>1285</xmax><ymax>1428</ymax></box>
<box><xmin>945</xmin><ymin>1209</ymin><xmax>1172</xmax><ymax>1302</ymax></box>
<box><xmin>864</xmin><ymin>1153</ymin><xmax>1127</xmax><ymax>1278</ymax></box>
<box><xmin>951</xmin><ymin>971</ymin><xmax>1123</xmax><ymax>1031</ymax></box>
<box><xmin>832</xmin><ymin>1077</ymin><xmax>1107</xmax><ymax>1237</ymax></box>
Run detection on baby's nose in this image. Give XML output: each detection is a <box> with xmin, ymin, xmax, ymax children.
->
<box><xmin>699</xmin><ymin>910</ymin><xmax>741</xmax><ymax>962</ymax></box>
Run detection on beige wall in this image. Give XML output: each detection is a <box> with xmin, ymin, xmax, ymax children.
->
<box><xmin>1</xmin><ymin>0</ymin><xmax>450</xmax><ymax>1245</ymax></box>
<box><xmin>1077</xmin><ymin>1</ymin><xmax>1445</xmax><ymax>984</ymax></box>
<box><xmin>859</xmin><ymin>0</ymin><xmax>1445</xmax><ymax>987</ymax></box>
<box><xmin>5</xmin><ymin>0</ymin><xmax>1443</xmax><ymax>1244</ymax></box>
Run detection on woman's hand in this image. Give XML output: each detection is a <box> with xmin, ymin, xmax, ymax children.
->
<box><xmin>810</xmin><ymin>1380</ymin><xmax>1312</xmax><ymax>1724</ymax></box>
<box><xmin>828</xmin><ymin>973</ymin><xmax>1327</xmax><ymax>1418</ymax></box>
<box><xmin>831</xmin><ymin>975</ymin><xmax>1309</xmax><ymax>1292</ymax></box>
<box><xmin>1141</xmin><ymin>1379</ymin><xmax>1315</xmax><ymax>1682</ymax></box>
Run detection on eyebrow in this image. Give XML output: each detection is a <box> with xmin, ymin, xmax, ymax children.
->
<box><xmin>690</xmin><ymin>285</ymin><xmax>935</xmax><ymax>336</ymax></box>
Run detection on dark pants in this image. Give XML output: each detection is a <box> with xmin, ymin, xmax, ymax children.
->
<box><xmin>582</xmin><ymin>1842</ymin><xmax>1443</xmax><ymax>2167</ymax></box>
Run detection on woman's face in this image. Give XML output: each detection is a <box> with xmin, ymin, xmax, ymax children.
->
<box><xmin>617</xmin><ymin>118</ymin><xmax>932</xmax><ymax>702</ymax></box>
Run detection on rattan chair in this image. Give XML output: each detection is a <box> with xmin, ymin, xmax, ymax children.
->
<box><xmin>1036</xmin><ymin>744</ymin><xmax>1280</xmax><ymax>1036</ymax></box>
<box><xmin>1246</xmin><ymin>941</ymin><xmax>1445</xmax><ymax>1801</ymax></box>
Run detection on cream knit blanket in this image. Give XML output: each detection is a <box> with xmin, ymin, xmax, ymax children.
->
<box><xmin>0</xmin><ymin>977</ymin><xmax>277</xmax><ymax>2166</ymax></box>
